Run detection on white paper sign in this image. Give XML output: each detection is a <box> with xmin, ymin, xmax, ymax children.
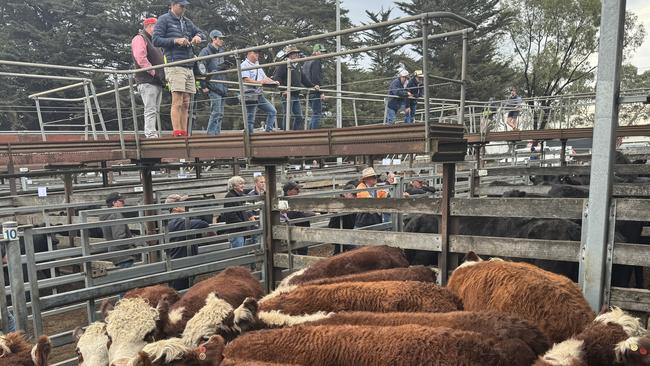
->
<box><xmin>478</xmin><ymin>169</ymin><xmax>488</xmax><ymax>177</ymax></box>
<box><xmin>134</xmin><ymin>186</ymin><xmax>144</xmax><ymax>192</ymax></box>
<box><xmin>37</xmin><ymin>187</ymin><xmax>47</xmax><ymax>197</ymax></box>
<box><xmin>294</xmin><ymin>165</ymin><xmax>301</xmax><ymax>170</ymax></box>
<box><xmin>19</xmin><ymin>167</ymin><xmax>29</xmax><ymax>173</ymax></box>
<box><xmin>382</xmin><ymin>158</ymin><xmax>391</xmax><ymax>165</ymax></box>
<box><xmin>179</xmin><ymin>159</ymin><xmax>186</xmax><ymax>163</ymax></box>
<box><xmin>253</xmin><ymin>172</ymin><xmax>262</xmax><ymax>177</ymax></box>
<box><xmin>393</xmin><ymin>159</ymin><xmax>401</xmax><ymax>165</ymax></box>
<box><xmin>26</xmin><ymin>179</ymin><xmax>33</xmax><ymax>185</ymax></box>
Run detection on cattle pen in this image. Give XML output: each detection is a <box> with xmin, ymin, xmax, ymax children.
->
<box><xmin>0</xmin><ymin>3</ymin><xmax>649</xmax><ymax>365</ymax></box>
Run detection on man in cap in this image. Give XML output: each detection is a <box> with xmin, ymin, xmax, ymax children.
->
<box><xmin>99</xmin><ymin>193</ymin><xmax>136</xmax><ymax>268</ymax></box>
<box><xmin>273</xmin><ymin>45</ymin><xmax>305</xmax><ymax>130</ymax></box>
<box><xmin>354</xmin><ymin>167</ymin><xmax>389</xmax><ymax>228</ymax></box>
<box><xmin>405</xmin><ymin>70</ymin><xmax>424</xmax><ymax>124</ymax></box>
<box><xmin>199</xmin><ymin>30</ymin><xmax>229</xmax><ymax>135</ymax></box>
<box><xmin>281</xmin><ymin>181</ymin><xmax>315</xmax><ymax>255</ymax></box>
<box><xmin>165</xmin><ymin>193</ymin><xmax>209</xmax><ymax>289</ymax></box>
<box><xmin>132</xmin><ymin>17</ymin><xmax>165</xmax><ymax>138</ymax></box>
<box><xmin>241</xmin><ymin>49</ymin><xmax>279</xmax><ymax>133</ymax></box>
<box><xmin>153</xmin><ymin>0</ymin><xmax>205</xmax><ymax>137</ymax></box>
<box><xmin>386</xmin><ymin>69</ymin><xmax>413</xmax><ymax>125</ymax></box>
<box><xmin>302</xmin><ymin>44</ymin><xmax>327</xmax><ymax>129</ymax></box>
<box><xmin>406</xmin><ymin>177</ymin><xmax>436</xmax><ymax>196</ymax></box>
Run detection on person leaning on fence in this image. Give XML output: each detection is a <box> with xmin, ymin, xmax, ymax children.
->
<box><xmin>406</xmin><ymin>178</ymin><xmax>436</xmax><ymax>196</ymax></box>
<box><xmin>131</xmin><ymin>17</ymin><xmax>165</xmax><ymax>139</ymax></box>
<box><xmin>354</xmin><ymin>167</ymin><xmax>388</xmax><ymax>229</ymax></box>
<box><xmin>241</xmin><ymin>49</ymin><xmax>279</xmax><ymax>133</ymax></box>
<box><xmin>99</xmin><ymin>192</ymin><xmax>136</xmax><ymax>269</ymax></box>
<box><xmin>505</xmin><ymin>87</ymin><xmax>523</xmax><ymax>131</ymax></box>
<box><xmin>282</xmin><ymin>181</ymin><xmax>316</xmax><ymax>255</ymax></box>
<box><xmin>405</xmin><ymin>70</ymin><xmax>424</xmax><ymax>123</ymax></box>
<box><xmin>165</xmin><ymin>194</ymin><xmax>209</xmax><ymax>290</ymax></box>
<box><xmin>222</xmin><ymin>176</ymin><xmax>256</xmax><ymax>248</ymax></box>
<box><xmin>386</xmin><ymin>69</ymin><xmax>413</xmax><ymax>125</ymax></box>
<box><xmin>273</xmin><ymin>45</ymin><xmax>305</xmax><ymax>130</ymax></box>
<box><xmin>152</xmin><ymin>0</ymin><xmax>205</xmax><ymax>137</ymax></box>
<box><xmin>199</xmin><ymin>30</ymin><xmax>229</xmax><ymax>136</ymax></box>
<box><xmin>302</xmin><ymin>43</ymin><xmax>327</xmax><ymax>129</ymax></box>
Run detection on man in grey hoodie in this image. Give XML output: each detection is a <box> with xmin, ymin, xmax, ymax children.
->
<box><xmin>100</xmin><ymin>192</ymin><xmax>136</xmax><ymax>268</ymax></box>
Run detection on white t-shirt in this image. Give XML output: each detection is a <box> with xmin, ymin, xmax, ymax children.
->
<box><xmin>240</xmin><ymin>58</ymin><xmax>267</xmax><ymax>94</ymax></box>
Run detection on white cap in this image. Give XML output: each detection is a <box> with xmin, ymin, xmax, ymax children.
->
<box><xmin>398</xmin><ymin>69</ymin><xmax>410</xmax><ymax>77</ymax></box>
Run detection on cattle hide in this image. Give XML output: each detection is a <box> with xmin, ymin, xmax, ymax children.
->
<box><xmin>298</xmin><ymin>265</ymin><xmax>436</xmax><ymax>286</ymax></box>
<box><xmin>259</xmin><ymin>281</ymin><xmax>462</xmax><ymax>315</ymax></box>
<box><xmin>223</xmin><ymin>324</ymin><xmax>531</xmax><ymax>366</ymax></box>
<box><xmin>125</xmin><ymin>285</ymin><xmax>181</xmax><ymax>308</ymax></box>
<box><xmin>0</xmin><ymin>333</ymin><xmax>50</xmax><ymax>366</ymax></box>
<box><xmin>74</xmin><ymin>321</ymin><xmax>109</xmax><ymax>366</ymax></box>
<box><xmin>281</xmin><ymin>245</ymin><xmax>409</xmax><ymax>286</ymax></box>
<box><xmin>448</xmin><ymin>257</ymin><xmax>594</xmax><ymax>343</ymax></box>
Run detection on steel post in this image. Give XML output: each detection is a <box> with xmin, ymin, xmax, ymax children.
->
<box><xmin>63</xmin><ymin>173</ymin><xmax>75</xmax><ymax>248</ymax></box>
<box><xmin>263</xmin><ymin>165</ymin><xmax>279</xmax><ymax>290</ymax></box>
<box><xmin>234</xmin><ymin>55</ymin><xmax>252</xmax><ymax>157</ymax></box>
<box><xmin>304</xmin><ymin>93</ymin><xmax>310</xmax><ymax>130</ymax></box>
<box><xmin>141</xmin><ymin>165</ymin><xmax>159</xmax><ymax>262</ymax></box>
<box><xmin>285</xmin><ymin>60</ymin><xmax>292</xmax><ymax>131</ymax></box>
<box><xmin>89</xmin><ymin>82</ymin><xmax>109</xmax><ymax>140</ymax></box>
<box><xmin>4</xmin><ymin>222</ymin><xmax>28</xmax><ymax>332</ymax></box>
<box><xmin>128</xmin><ymin>76</ymin><xmax>142</xmax><ymax>160</ymax></box>
<box><xmin>188</xmin><ymin>93</ymin><xmax>195</xmax><ymax>136</ymax></box>
<box><xmin>113</xmin><ymin>74</ymin><xmax>127</xmax><ymax>159</ymax></box>
<box><xmin>352</xmin><ymin>99</ymin><xmax>358</xmax><ymax>127</ymax></box>
<box><xmin>422</xmin><ymin>19</ymin><xmax>430</xmax><ymax>153</ymax></box>
<box><xmin>22</xmin><ymin>227</ymin><xmax>44</xmax><ymax>335</ymax></box>
<box><xmin>580</xmin><ymin>0</ymin><xmax>626</xmax><ymax>311</ymax></box>
<box><xmin>84</xmin><ymin>100</ymin><xmax>89</xmax><ymax>140</ymax></box>
<box><xmin>0</xmin><ymin>240</ymin><xmax>8</xmax><ymax>333</ymax></box>
<box><xmin>83</xmin><ymin>82</ymin><xmax>98</xmax><ymax>140</ymax></box>
<box><xmin>101</xmin><ymin>161</ymin><xmax>109</xmax><ymax>187</ymax></box>
<box><xmin>34</xmin><ymin>98</ymin><xmax>46</xmax><ymax>142</ymax></box>
<box><xmin>459</xmin><ymin>30</ymin><xmax>468</xmax><ymax>129</ymax></box>
<box><xmin>439</xmin><ymin>163</ymin><xmax>455</xmax><ymax>285</ymax></box>
<box><xmin>560</xmin><ymin>139</ymin><xmax>568</xmax><ymax>167</ymax></box>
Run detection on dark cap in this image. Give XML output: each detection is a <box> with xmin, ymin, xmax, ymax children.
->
<box><xmin>106</xmin><ymin>192</ymin><xmax>124</xmax><ymax>206</ymax></box>
<box><xmin>283</xmin><ymin>181</ymin><xmax>300</xmax><ymax>195</ymax></box>
<box><xmin>209</xmin><ymin>30</ymin><xmax>226</xmax><ymax>39</ymax></box>
<box><xmin>171</xmin><ymin>0</ymin><xmax>190</xmax><ymax>5</ymax></box>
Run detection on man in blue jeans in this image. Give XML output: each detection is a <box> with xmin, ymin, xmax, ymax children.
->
<box><xmin>241</xmin><ymin>50</ymin><xmax>279</xmax><ymax>133</ymax></box>
<box><xmin>386</xmin><ymin>69</ymin><xmax>412</xmax><ymax>125</ymax></box>
<box><xmin>199</xmin><ymin>30</ymin><xmax>229</xmax><ymax>135</ymax></box>
<box><xmin>273</xmin><ymin>46</ymin><xmax>304</xmax><ymax>130</ymax></box>
<box><xmin>302</xmin><ymin>44</ymin><xmax>326</xmax><ymax>129</ymax></box>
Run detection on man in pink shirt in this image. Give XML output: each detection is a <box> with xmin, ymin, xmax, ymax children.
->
<box><xmin>131</xmin><ymin>17</ymin><xmax>165</xmax><ymax>138</ymax></box>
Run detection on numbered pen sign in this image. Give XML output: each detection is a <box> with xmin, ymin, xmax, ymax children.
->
<box><xmin>2</xmin><ymin>222</ymin><xmax>18</xmax><ymax>241</ymax></box>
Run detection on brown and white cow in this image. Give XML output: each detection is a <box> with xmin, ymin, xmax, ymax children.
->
<box><xmin>617</xmin><ymin>336</ymin><xmax>650</xmax><ymax>366</ymax></box>
<box><xmin>298</xmin><ymin>265</ymin><xmax>436</xmax><ymax>286</ymax></box>
<box><xmin>278</xmin><ymin>245</ymin><xmax>409</xmax><ymax>287</ymax></box>
<box><xmin>535</xmin><ymin>307</ymin><xmax>647</xmax><ymax>366</ymax></box>
<box><xmin>259</xmin><ymin>281</ymin><xmax>462</xmax><ymax>315</ymax></box>
<box><xmin>223</xmin><ymin>324</ymin><xmax>532</xmax><ymax>366</ymax></box>
<box><xmin>163</xmin><ymin>267</ymin><xmax>264</xmax><ymax>339</ymax></box>
<box><xmin>0</xmin><ymin>332</ymin><xmax>50</xmax><ymax>366</ymax></box>
<box><xmin>124</xmin><ymin>284</ymin><xmax>180</xmax><ymax>307</ymax></box>
<box><xmin>74</xmin><ymin>322</ymin><xmax>110</xmax><ymax>366</ymax></box>
<box><xmin>447</xmin><ymin>252</ymin><xmax>594</xmax><ymax>343</ymax></box>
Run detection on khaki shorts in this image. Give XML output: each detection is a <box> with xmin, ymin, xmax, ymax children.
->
<box><xmin>165</xmin><ymin>66</ymin><xmax>196</xmax><ymax>94</ymax></box>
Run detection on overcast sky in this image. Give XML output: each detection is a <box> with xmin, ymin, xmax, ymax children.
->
<box><xmin>342</xmin><ymin>0</ymin><xmax>650</xmax><ymax>73</ymax></box>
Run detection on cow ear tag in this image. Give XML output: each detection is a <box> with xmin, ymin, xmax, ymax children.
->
<box><xmin>198</xmin><ymin>345</ymin><xmax>207</xmax><ymax>360</ymax></box>
<box><xmin>631</xmin><ymin>344</ymin><xmax>639</xmax><ymax>352</ymax></box>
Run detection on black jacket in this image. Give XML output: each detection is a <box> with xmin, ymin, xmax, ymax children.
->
<box><xmin>328</xmin><ymin>213</ymin><xmax>356</xmax><ymax>230</ymax></box>
<box><xmin>273</xmin><ymin>63</ymin><xmax>302</xmax><ymax>96</ymax></box>
<box><xmin>221</xmin><ymin>189</ymin><xmax>251</xmax><ymax>233</ymax></box>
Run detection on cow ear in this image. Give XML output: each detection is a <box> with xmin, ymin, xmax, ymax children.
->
<box><xmin>599</xmin><ymin>304</ymin><xmax>610</xmax><ymax>315</ymax></box>
<box><xmin>31</xmin><ymin>336</ymin><xmax>51</xmax><ymax>366</ymax></box>
<box><xmin>155</xmin><ymin>295</ymin><xmax>172</xmax><ymax>338</ymax></box>
<box><xmin>100</xmin><ymin>299</ymin><xmax>114</xmax><ymax>319</ymax></box>
<box><xmin>463</xmin><ymin>251</ymin><xmax>481</xmax><ymax>263</ymax></box>
<box><xmin>198</xmin><ymin>335</ymin><xmax>225</xmax><ymax>366</ymax></box>
<box><xmin>131</xmin><ymin>351</ymin><xmax>153</xmax><ymax>366</ymax></box>
<box><xmin>233</xmin><ymin>297</ymin><xmax>259</xmax><ymax>332</ymax></box>
<box><xmin>72</xmin><ymin>326</ymin><xmax>85</xmax><ymax>341</ymax></box>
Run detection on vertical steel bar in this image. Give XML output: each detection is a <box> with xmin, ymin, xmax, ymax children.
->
<box><xmin>128</xmin><ymin>76</ymin><xmax>142</xmax><ymax>160</ymax></box>
<box><xmin>304</xmin><ymin>93</ymin><xmax>310</xmax><ymax>130</ymax></box>
<box><xmin>336</xmin><ymin>0</ymin><xmax>342</xmax><ymax>130</ymax></box>
<box><xmin>5</xmin><ymin>224</ymin><xmax>27</xmax><ymax>332</ymax></box>
<box><xmin>580</xmin><ymin>0</ymin><xmax>626</xmax><ymax>311</ymax></box>
<box><xmin>22</xmin><ymin>227</ymin><xmax>44</xmax><ymax>335</ymax></box>
<box><xmin>353</xmin><ymin>99</ymin><xmax>358</xmax><ymax>127</ymax></box>
<box><xmin>422</xmin><ymin>20</ymin><xmax>430</xmax><ymax>152</ymax></box>
<box><xmin>188</xmin><ymin>93</ymin><xmax>195</xmax><ymax>136</ymax></box>
<box><xmin>285</xmin><ymin>60</ymin><xmax>292</xmax><ymax>131</ymax></box>
<box><xmin>63</xmin><ymin>174</ymin><xmax>75</xmax><ymax>248</ymax></box>
<box><xmin>113</xmin><ymin>74</ymin><xmax>126</xmax><ymax>159</ymax></box>
<box><xmin>141</xmin><ymin>165</ymin><xmax>158</xmax><ymax>263</ymax></box>
<box><xmin>83</xmin><ymin>99</ymin><xmax>89</xmax><ymax>140</ymax></box>
<box><xmin>83</xmin><ymin>82</ymin><xmax>98</xmax><ymax>141</ymax></box>
<box><xmin>459</xmin><ymin>30</ymin><xmax>468</xmax><ymax>129</ymax></box>
<box><xmin>79</xmin><ymin>211</ymin><xmax>96</xmax><ymax>323</ymax></box>
<box><xmin>89</xmin><ymin>82</ymin><xmax>110</xmax><ymax>140</ymax></box>
<box><xmin>263</xmin><ymin>165</ymin><xmax>279</xmax><ymax>290</ymax></box>
<box><xmin>34</xmin><ymin>98</ymin><xmax>46</xmax><ymax>142</ymax></box>
<box><xmin>234</xmin><ymin>55</ymin><xmax>251</xmax><ymax>157</ymax></box>
<box><xmin>0</xmin><ymin>241</ymin><xmax>8</xmax><ymax>334</ymax></box>
<box><xmin>439</xmin><ymin>163</ymin><xmax>455</xmax><ymax>285</ymax></box>
<box><xmin>101</xmin><ymin>161</ymin><xmax>109</xmax><ymax>187</ymax></box>
<box><xmin>560</xmin><ymin>139</ymin><xmax>568</xmax><ymax>167</ymax></box>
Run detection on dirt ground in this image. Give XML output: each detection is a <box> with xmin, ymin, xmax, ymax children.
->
<box><xmin>35</xmin><ymin>307</ymin><xmax>88</xmax><ymax>364</ymax></box>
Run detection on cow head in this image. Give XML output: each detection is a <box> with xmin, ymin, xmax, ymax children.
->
<box><xmin>534</xmin><ymin>338</ymin><xmax>585</xmax><ymax>366</ymax></box>
<box><xmin>595</xmin><ymin>307</ymin><xmax>646</xmax><ymax>338</ymax></box>
<box><xmin>616</xmin><ymin>337</ymin><xmax>650</xmax><ymax>366</ymax></box>
<box><xmin>105</xmin><ymin>297</ymin><xmax>167</xmax><ymax>366</ymax></box>
<box><xmin>129</xmin><ymin>335</ymin><xmax>226</xmax><ymax>366</ymax></box>
<box><xmin>0</xmin><ymin>332</ymin><xmax>51</xmax><ymax>366</ymax></box>
<box><xmin>74</xmin><ymin>322</ymin><xmax>110</xmax><ymax>366</ymax></box>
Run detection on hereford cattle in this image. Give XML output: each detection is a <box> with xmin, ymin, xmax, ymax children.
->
<box><xmin>535</xmin><ymin>307</ymin><xmax>647</xmax><ymax>366</ymax></box>
<box><xmin>0</xmin><ymin>332</ymin><xmax>50</xmax><ymax>366</ymax></box>
<box><xmin>447</xmin><ymin>253</ymin><xmax>594</xmax><ymax>343</ymax></box>
<box><xmin>298</xmin><ymin>265</ymin><xmax>436</xmax><ymax>286</ymax></box>
<box><xmin>163</xmin><ymin>267</ymin><xmax>264</xmax><ymax>338</ymax></box>
<box><xmin>124</xmin><ymin>285</ymin><xmax>180</xmax><ymax>307</ymax></box>
<box><xmin>259</xmin><ymin>281</ymin><xmax>462</xmax><ymax>315</ymax></box>
<box><xmin>617</xmin><ymin>336</ymin><xmax>650</xmax><ymax>366</ymax></box>
<box><xmin>73</xmin><ymin>321</ymin><xmax>110</xmax><ymax>366</ymax></box>
<box><xmin>309</xmin><ymin>310</ymin><xmax>550</xmax><ymax>356</ymax></box>
<box><xmin>223</xmin><ymin>324</ymin><xmax>533</xmax><ymax>366</ymax></box>
<box><xmin>279</xmin><ymin>245</ymin><xmax>409</xmax><ymax>286</ymax></box>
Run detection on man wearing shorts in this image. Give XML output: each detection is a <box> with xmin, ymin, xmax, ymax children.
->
<box><xmin>506</xmin><ymin>87</ymin><xmax>523</xmax><ymax>131</ymax></box>
<box><xmin>153</xmin><ymin>0</ymin><xmax>205</xmax><ymax>137</ymax></box>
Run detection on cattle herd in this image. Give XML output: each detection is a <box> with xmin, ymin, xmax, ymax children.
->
<box><xmin>2</xmin><ymin>245</ymin><xmax>650</xmax><ymax>365</ymax></box>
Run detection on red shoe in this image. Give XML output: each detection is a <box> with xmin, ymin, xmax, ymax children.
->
<box><xmin>172</xmin><ymin>130</ymin><xmax>185</xmax><ymax>137</ymax></box>
<box><xmin>180</xmin><ymin>130</ymin><xmax>188</xmax><ymax>136</ymax></box>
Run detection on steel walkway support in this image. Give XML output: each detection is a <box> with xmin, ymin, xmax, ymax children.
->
<box><xmin>580</xmin><ymin>0</ymin><xmax>626</xmax><ymax>311</ymax></box>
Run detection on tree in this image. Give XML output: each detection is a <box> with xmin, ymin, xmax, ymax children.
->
<box><xmin>362</xmin><ymin>8</ymin><xmax>404</xmax><ymax>77</ymax></box>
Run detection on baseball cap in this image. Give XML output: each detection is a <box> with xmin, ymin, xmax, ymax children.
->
<box><xmin>282</xmin><ymin>181</ymin><xmax>300</xmax><ymax>195</ymax></box>
<box><xmin>398</xmin><ymin>69</ymin><xmax>410</xmax><ymax>77</ymax></box>
<box><xmin>209</xmin><ymin>30</ymin><xmax>226</xmax><ymax>39</ymax></box>
<box><xmin>106</xmin><ymin>192</ymin><xmax>124</xmax><ymax>206</ymax></box>
<box><xmin>171</xmin><ymin>0</ymin><xmax>190</xmax><ymax>5</ymax></box>
<box><xmin>165</xmin><ymin>194</ymin><xmax>189</xmax><ymax>204</ymax></box>
<box><xmin>313</xmin><ymin>44</ymin><xmax>327</xmax><ymax>53</ymax></box>
<box><xmin>143</xmin><ymin>18</ymin><xmax>157</xmax><ymax>26</ymax></box>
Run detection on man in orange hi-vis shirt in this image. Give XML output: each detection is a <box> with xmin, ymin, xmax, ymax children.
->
<box><xmin>354</xmin><ymin>167</ymin><xmax>389</xmax><ymax>229</ymax></box>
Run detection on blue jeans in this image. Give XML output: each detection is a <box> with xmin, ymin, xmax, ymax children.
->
<box><xmin>309</xmin><ymin>92</ymin><xmax>322</xmax><ymax>129</ymax></box>
<box><xmin>387</xmin><ymin>107</ymin><xmax>398</xmax><ymax>125</ymax></box>
<box><xmin>404</xmin><ymin>100</ymin><xmax>417</xmax><ymax>123</ymax></box>
<box><xmin>230</xmin><ymin>236</ymin><xmax>245</xmax><ymax>248</ymax></box>
<box><xmin>280</xmin><ymin>95</ymin><xmax>305</xmax><ymax>130</ymax></box>
<box><xmin>207</xmin><ymin>91</ymin><xmax>225</xmax><ymax>135</ymax></box>
<box><xmin>246</xmin><ymin>95</ymin><xmax>276</xmax><ymax>134</ymax></box>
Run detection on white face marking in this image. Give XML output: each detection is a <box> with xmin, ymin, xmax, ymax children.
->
<box><xmin>540</xmin><ymin>338</ymin><xmax>584</xmax><ymax>365</ymax></box>
<box><xmin>105</xmin><ymin>298</ymin><xmax>159</xmax><ymax>364</ymax></box>
<box><xmin>595</xmin><ymin>307</ymin><xmax>646</xmax><ymax>337</ymax></box>
<box><xmin>76</xmin><ymin>322</ymin><xmax>110</xmax><ymax>366</ymax></box>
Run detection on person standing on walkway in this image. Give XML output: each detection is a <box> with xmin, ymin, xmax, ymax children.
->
<box><xmin>241</xmin><ymin>49</ymin><xmax>279</xmax><ymax>133</ymax></box>
<box><xmin>273</xmin><ymin>46</ymin><xmax>304</xmax><ymax>130</ymax></box>
<box><xmin>131</xmin><ymin>17</ymin><xmax>165</xmax><ymax>138</ymax></box>
<box><xmin>199</xmin><ymin>30</ymin><xmax>229</xmax><ymax>136</ymax></box>
<box><xmin>405</xmin><ymin>70</ymin><xmax>424</xmax><ymax>124</ymax></box>
<box><xmin>302</xmin><ymin>44</ymin><xmax>326</xmax><ymax>129</ymax></box>
<box><xmin>505</xmin><ymin>87</ymin><xmax>523</xmax><ymax>131</ymax></box>
<box><xmin>386</xmin><ymin>70</ymin><xmax>412</xmax><ymax>125</ymax></box>
<box><xmin>153</xmin><ymin>0</ymin><xmax>205</xmax><ymax>137</ymax></box>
